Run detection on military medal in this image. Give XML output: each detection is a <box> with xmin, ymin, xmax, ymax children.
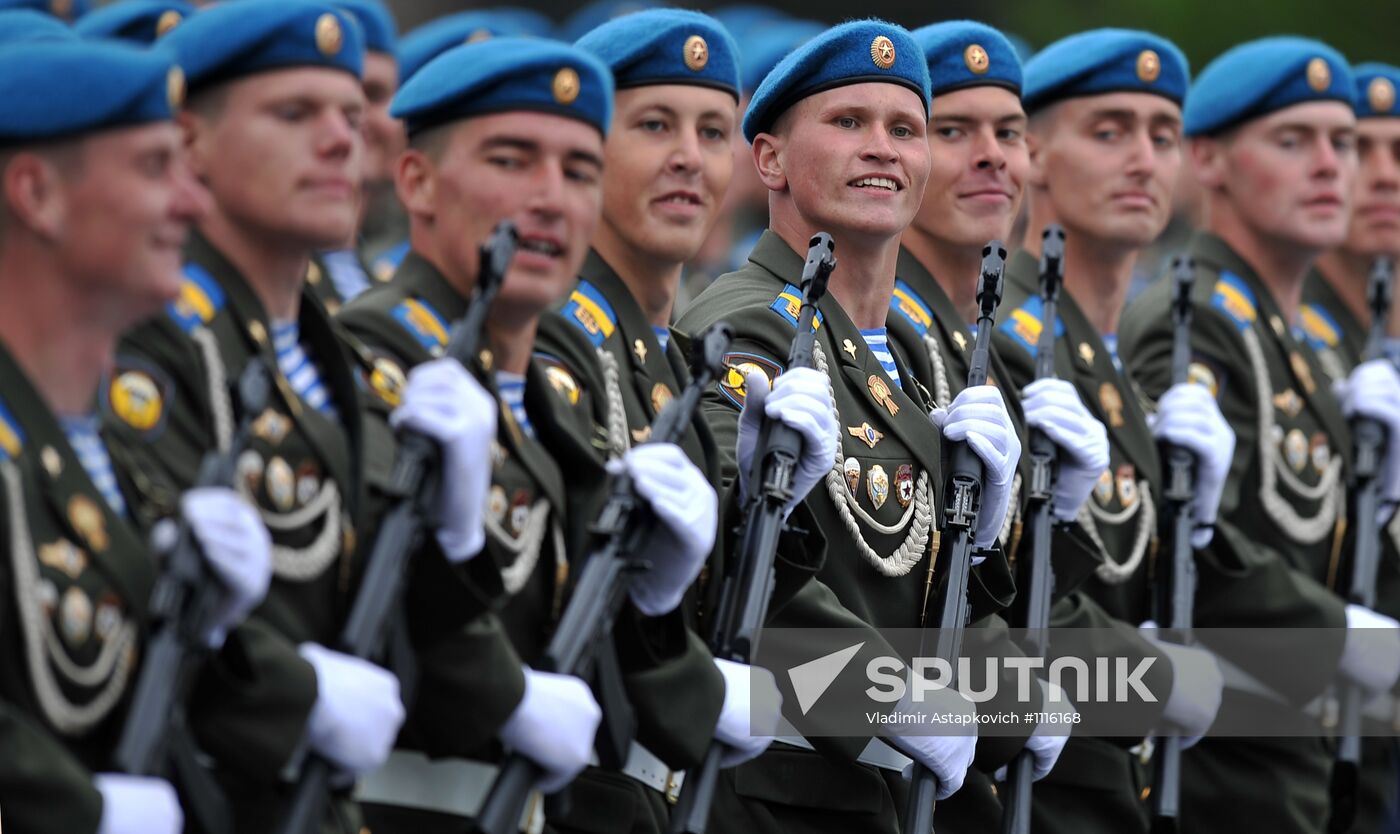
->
<box><xmin>1284</xmin><ymin>428</ymin><xmax>1308</xmax><ymax>472</ymax></box>
<box><xmin>237</xmin><ymin>450</ymin><xmax>264</xmax><ymax>497</ymax></box>
<box><xmin>510</xmin><ymin>489</ymin><xmax>531</xmax><ymax>536</ymax></box>
<box><xmin>39</xmin><ymin>539</ymin><xmax>87</xmax><ymax>579</ymax></box>
<box><xmin>1272</xmin><ymin>389</ymin><xmax>1303</xmax><ymax>419</ymax></box>
<box><xmin>94</xmin><ymin>594</ymin><xmax>121</xmax><ymax>642</ymax></box>
<box><xmin>896</xmin><ymin>464</ymin><xmax>914</xmax><ymax>508</ymax></box>
<box><xmin>59</xmin><ymin>586</ymin><xmax>93</xmax><ymax>648</ymax></box>
<box><xmin>1078</xmin><ymin>343</ymin><xmax>1095</xmax><ymax>365</ymax></box>
<box><xmin>842</xmin><ymin>339</ymin><xmax>858</xmax><ymax>359</ymax></box>
<box><xmin>1310</xmin><ymin>433</ymin><xmax>1330</xmax><ymax>474</ymax></box>
<box><xmin>844</xmin><ymin>457</ymin><xmax>861</xmax><ymax>494</ymax></box>
<box><xmin>848</xmin><ymin>422</ymin><xmax>884</xmax><ymax>449</ymax></box>
<box><xmin>1116</xmin><ymin>464</ymin><xmax>1138</xmax><ymax>508</ymax></box>
<box><xmin>265</xmin><ymin>456</ymin><xmax>295</xmax><ymax>511</ymax></box>
<box><xmin>488</xmin><ymin>485</ymin><xmax>508</xmax><ymax>523</ymax></box>
<box><xmin>67</xmin><ymin>495</ymin><xmax>108</xmax><ymax>552</ymax></box>
<box><xmin>295</xmin><ymin>462</ymin><xmax>320</xmax><ymax>507</ymax></box>
<box><xmin>634</xmin><ymin>338</ymin><xmax>648</xmax><ymax>363</ymax></box>
<box><xmin>868</xmin><ymin>375</ymin><xmax>899</xmax><ymax>416</ymax></box>
<box><xmin>1094</xmin><ymin>469</ymin><xmax>1114</xmax><ymax>506</ymax></box>
<box><xmin>1288</xmin><ymin>352</ymin><xmax>1316</xmax><ymax>394</ymax></box>
<box><xmin>651</xmin><ymin>382</ymin><xmax>673</xmax><ymax>413</ymax></box>
<box><xmin>252</xmin><ymin>408</ymin><xmax>292</xmax><ymax>445</ymax></box>
<box><xmin>1099</xmin><ymin>382</ymin><xmax>1125</xmax><ymax>428</ymax></box>
<box><xmin>867</xmin><ymin>464</ymin><xmax>890</xmax><ymax>510</ymax></box>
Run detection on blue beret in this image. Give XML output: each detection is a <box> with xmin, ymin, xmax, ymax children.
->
<box><xmin>0</xmin><ymin>8</ymin><xmax>74</xmax><ymax>42</ymax></box>
<box><xmin>396</xmin><ymin>12</ymin><xmax>535</xmax><ymax>83</ymax></box>
<box><xmin>164</xmin><ymin>0</ymin><xmax>364</xmax><ymax>94</ymax></box>
<box><xmin>333</xmin><ymin>0</ymin><xmax>395</xmax><ymax>53</ymax></box>
<box><xmin>737</xmin><ymin>18</ymin><xmax>822</xmax><ymax>97</ymax></box>
<box><xmin>0</xmin><ymin>40</ymin><xmax>181</xmax><ymax>142</ymax></box>
<box><xmin>575</xmin><ymin>9</ymin><xmax>739</xmax><ymax>99</ymax></box>
<box><xmin>0</xmin><ymin>0</ymin><xmax>90</xmax><ymax>22</ymax></box>
<box><xmin>743</xmin><ymin>19</ymin><xmax>930</xmax><ymax>143</ymax></box>
<box><xmin>391</xmin><ymin>37</ymin><xmax>613</xmax><ymax>137</ymax></box>
<box><xmin>1185</xmin><ymin>38</ymin><xmax>1354</xmax><ymax>137</ymax></box>
<box><xmin>1351</xmin><ymin>63</ymin><xmax>1400</xmax><ymax>119</ymax></box>
<box><xmin>74</xmin><ymin>1</ymin><xmax>192</xmax><ymax>44</ymax></box>
<box><xmin>487</xmin><ymin>8</ymin><xmax>557</xmax><ymax>40</ymax></box>
<box><xmin>559</xmin><ymin>0</ymin><xmax>660</xmax><ymax>44</ymax></box>
<box><xmin>1023</xmin><ymin>29</ymin><xmax>1188</xmax><ymax>115</ymax></box>
<box><xmin>912</xmin><ymin>20</ymin><xmax>1022</xmax><ymax>98</ymax></box>
<box><xmin>711</xmin><ymin>5</ymin><xmax>787</xmax><ymax>35</ymax></box>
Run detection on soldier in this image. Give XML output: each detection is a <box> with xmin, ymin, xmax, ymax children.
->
<box><xmin>893</xmin><ymin>21</ymin><xmax>1113</xmax><ymax>829</ymax></box>
<box><xmin>991</xmin><ymin>29</ymin><xmax>1235</xmax><ymax>833</ymax></box>
<box><xmin>1298</xmin><ymin>61</ymin><xmax>1400</xmax><ymax>832</ymax></box>
<box><xmin>0</xmin><ymin>39</ymin><xmax>273</xmax><ymax>833</ymax></box>
<box><xmin>338</xmin><ymin>37</ymin><xmax>724</xmax><ymax>833</ymax></box>
<box><xmin>1119</xmin><ymin>38</ymin><xmax>1400</xmax><ymax>834</ymax></box>
<box><xmin>72</xmin><ymin>0</ymin><xmax>193</xmax><ymax>44</ymax></box>
<box><xmin>100</xmin><ymin>2</ymin><xmax>520</xmax><ymax>830</ymax></box>
<box><xmin>675</xmin><ymin>20</ymin><xmax>1022</xmax><ymax>833</ymax></box>
<box><xmin>529</xmin><ymin>9</ymin><xmax>831</xmax><ymax>827</ymax></box>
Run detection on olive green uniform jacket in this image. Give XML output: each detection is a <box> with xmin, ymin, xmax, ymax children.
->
<box><xmin>1119</xmin><ymin>232</ymin><xmax>1350</xmax><ymax>834</ymax></box>
<box><xmin>104</xmin><ymin>233</ymin><xmax>501</xmax><ymax>833</ymax></box>
<box><xmin>675</xmin><ymin>231</ymin><xmax>1018</xmax><ymax>834</ymax></box>
<box><xmin>338</xmin><ymin>251</ymin><xmax>730</xmax><ymax>834</ymax></box>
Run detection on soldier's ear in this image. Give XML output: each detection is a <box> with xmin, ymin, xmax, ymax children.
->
<box><xmin>1</xmin><ymin>151</ymin><xmax>68</xmax><ymax>240</ymax></box>
<box><xmin>1025</xmin><ymin>128</ymin><xmax>1048</xmax><ymax>188</ymax></box>
<box><xmin>752</xmin><ymin>132</ymin><xmax>787</xmax><ymax>192</ymax></box>
<box><xmin>1189</xmin><ymin>136</ymin><xmax>1226</xmax><ymax>190</ymax></box>
<box><xmin>396</xmin><ymin>148</ymin><xmax>436</xmax><ymax>221</ymax></box>
<box><xmin>176</xmin><ymin>110</ymin><xmax>211</xmax><ymax>183</ymax></box>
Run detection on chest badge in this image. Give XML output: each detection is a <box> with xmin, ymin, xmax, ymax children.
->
<box><xmin>842</xmin><ymin>339</ymin><xmax>859</xmax><ymax>360</ymax></box>
<box><xmin>867</xmin><ymin>464</ymin><xmax>890</xmax><ymax>510</ymax></box>
<box><xmin>633</xmin><ymin>338</ymin><xmax>648</xmax><ymax>364</ymax></box>
<box><xmin>252</xmin><ymin>408</ymin><xmax>293</xmax><ymax>446</ymax></box>
<box><xmin>844</xmin><ymin>457</ymin><xmax>862</xmax><ymax>495</ymax></box>
<box><xmin>1272</xmin><ymin>389</ymin><xmax>1303</xmax><ymax>419</ymax></box>
<box><xmin>67</xmin><ymin>495</ymin><xmax>108</xmax><ymax>553</ymax></box>
<box><xmin>1284</xmin><ymin>428</ymin><xmax>1309</xmax><ymax>473</ymax></box>
<box><xmin>651</xmin><ymin>382</ymin><xmax>674</xmax><ymax>414</ymax></box>
<box><xmin>895</xmin><ymin>464</ymin><xmax>914</xmax><ymax>508</ymax></box>
<box><xmin>1094</xmin><ymin>469</ymin><xmax>1115</xmax><ymax>506</ymax></box>
<box><xmin>1099</xmin><ymin>382</ymin><xmax>1125</xmax><ymax>428</ymax></box>
<box><xmin>953</xmin><ymin>331</ymin><xmax>968</xmax><ymax>352</ymax></box>
<box><xmin>869</xmin><ymin>375</ymin><xmax>900</xmax><ymax>416</ymax></box>
<box><xmin>848</xmin><ymin>422</ymin><xmax>884</xmax><ymax>449</ymax></box>
<box><xmin>1289</xmin><ymin>352</ymin><xmax>1317</xmax><ymax>395</ymax></box>
<box><xmin>1078</xmin><ymin>342</ymin><xmax>1096</xmax><ymax>366</ymax></box>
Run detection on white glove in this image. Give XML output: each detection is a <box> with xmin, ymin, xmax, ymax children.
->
<box><xmin>736</xmin><ymin>367</ymin><xmax>837</xmax><ymax>515</ymax></box>
<box><xmin>1139</xmin><ymin>623</ymin><xmax>1222</xmax><ymax>748</ymax></box>
<box><xmin>499</xmin><ymin>668</ymin><xmax>602</xmax><ymax>793</ymax></box>
<box><xmin>607</xmin><ymin>443</ymin><xmax>716</xmax><ymax>616</ymax></box>
<box><xmin>1340</xmin><ymin>604</ymin><xmax>1400</xmax><ymax>696</ymax></box>
<box><xmin>887</xmin><ymin>673</ymin><xmax>978</xmax><ymax>799</ymax></box>
<box><xmin>1021</xmin><ymin>379</ymin><xmax>1110</xmax><ymax>522</ymax></box>
<box><xmin>930</xmin><ymin>385</ymin><xmax>1022</xmax><ymax>549</ymax></box>
<box><xmin>1336</xmin><ymin>358</ymin><xmax>1400</xmax><ymax>515</ymax></box>
<box><xmin>993</xmin><ymin>680</ymin><xmax>1075</xmax><ymax>782</ymax></box>
<box><xmin>713</xmin><ymin>658</ymin><xmax>782</xmax><ymax>767</ymax></box>
<box><xmin>298</xmin><ymin>643</ymin><xmax>405</xmax><ymax>776</ymax></box>
<box><xmin>95</xmin><ymin>773</ymin><xmax>182</xmax><ymax>834</ymax></box>
<box><xmin>1150</xmin><ymin>382</ymin><xmax>1236</xmax><ymax>547</ymax></box>
<box><xmin>182</xmin><ymin>486</ymin><xmax>272</xmax><ymax>648</ymax></box>
<box><xmin>388</xmin><ymin>358</ymin><xmax>496</xmax><ymax>563</ymax></box>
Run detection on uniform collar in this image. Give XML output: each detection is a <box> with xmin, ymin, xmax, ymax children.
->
<box><xmin>580</xmin><ymin>249</ymin><xmax>685</xmax><ymax>419</ymax></box>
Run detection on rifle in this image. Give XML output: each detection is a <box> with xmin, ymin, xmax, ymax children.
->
<box><xmin>474</xmin><ymin>321</ymin><xmax>735</xmax><ymax>834</ymax></box>
<box><xmin>1150</xmin><ymin>255</ymin><xmax>1200</xmax><ymax>833</ymax></box>
<box><xmin>668</xmin><ymin>233</ymin><xmax>836</xmax><ymax>834</ymax></box>
<box><xmin>906</xmin><ymin>241</ymin><xmax>1007</xmax><ymax>834</ymax></box>
<box><xmin>113</xmin><ymin>359</ymin><xmax>272</xmax><ymax>834</ymax></box>
<box><xmin>276</xmin><ymin>220</ymin><xmax>518</xmax><ymax>834</ymax></box>
<box><xmin>1326</xmin><ymin>256</ymin><xmax>1395</xmax><ymax>834</ymax></box>
<box><xmin>1000</xmin><ymin>225</ymin><xmax>1065</xmax><ymax>834</ymax></box>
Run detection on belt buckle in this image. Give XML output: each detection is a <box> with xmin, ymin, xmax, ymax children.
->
<box><xmin>664</xmin><ymin>770</ymin><xmax>683</xmax><ymax>804</ymax></box>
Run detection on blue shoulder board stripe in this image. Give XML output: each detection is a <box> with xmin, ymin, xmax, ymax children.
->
<box><xmin>166</xmin><ymin>262</ymin><xmax>226</xmax><ymax>333</ymax></box>
<box><xmin>768</xmin><ymin>283</ymin><xmax>824</xmax><ymax>330</ymax></box>
<box><xmin>891</xmin><ymin>279</ymin><xmax>934</xmax><ymax>336</ymax></box>
<box><xmin>1211</xmin><ymin>271</ymin><xmax>1257</xmax><ymax>331</ymax></box>
<box><xmin>0</xmin><ymin>398</ymin><xmax>23</xmax><ymax>461</ymax></box>
<box><xmin>561</xmin><ymin>279</ymin><xmax>618</xmax><ymax>347</ymax></box>
<box><xmin>391</xmin><ymin>297</ymin><xmax>450</xmax><ymax>355</ymax></box>
<box><xmin>995</xmin><ymin>295</ymin><xmax>1063</xmax><ymax>358</ymax></box>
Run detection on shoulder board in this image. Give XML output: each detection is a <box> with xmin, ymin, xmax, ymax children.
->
<box><xmin>562</xmin><ymin>280</ymin><xmax>617</xmax><ymax>347</ymax></box>
<box><xmin>371</xmin><ymin>240</ymin><xmax>410</xmax><ymax>283</ymax></box>
<box><xmin>0</xmin><ymin>397</ymin><xmax>24</xmax><ymax>461</ymax></box>
<box><xmin>1297</xmin><ymin>302</ymin><xmax>1341</xmax><ymax>350</ymax></box>
<box><xmin>995</xmin><ymin>295</ymin><xmax>1064</xmax><ymax>358</ymax></box>
<box><xmin>1211</xmin><ymin>271</ymin><xmax>1257</xmax><ymax>331</ymax></box>
<box><xmin>768</xmin><ymin>283</ymin><xmax>824</xmax><ymax>331</ymax></box>
<box><xmin>391</xmin><ymin>296</ymin><xmax>450</xmax><ymax>355</ymax></box>
<box><xmin>166</xmin><ymin>262</ymin><xmax>227</xmax><ymax>333</ymax></box>
<box><xmin>891</xmin><ymin>279</ymin><xmax>934</xmax><ymax>336</ymax></box>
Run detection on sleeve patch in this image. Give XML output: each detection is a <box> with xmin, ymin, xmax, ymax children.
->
<box><xmin>1211</xmin><ymin>271</ymin><xmax>1257</xmax><ymax>330</ymax></box>
<box><xmin>166</xmin><ymin>262</ymin><xmax>226</xmax><ymax>333</ymax></box>
<box><xmin>561</xmin><ymin>280</ymin><xmax>617</xmax><ymax>347</ymax></box>
<box><xmin>891</xmin><ymin>279</ymin><xmax>934</xmax><ymax>336</ymax></box>
<box><xmin>718</xmin><ymin>351</ymin><xmax>785</xmax><ymax>409</ymax></box>
<box><xmin>1298</xmin><ymin>303</ymin><xmax>1341</xmax><ymax>350</ymax></box>
<box><xmin>534</xmin><ymin>353</ymin><xmax>582</xmax><ymax>406</ymax></box>
<box><xmin>391</xmin><ymin>297</ymin><xmax>450</xmax><ymax>355</ymax></box>
<box><xmin>768</xmin><ymin>283</ymin><xmax>824</xmax><ymax>331</ymax></box>
<box><xmin>103</xmin><ymin>357</ymin><xmax>173</xmax><ymax>437</ymax></box>
<box><xmin>994</xmin><ymin>295</ymin><xmax>1063</xmax><ymax>358</ymax></box>
<box><xmin>1188</xmin><ymin>356</ymin><xmax>1226</xmax><ymax>400</ymax></box>
<box><xmin>0</xmin><ymin>397</ymin><xmax>24</xmax><ymax>461</ymax></box>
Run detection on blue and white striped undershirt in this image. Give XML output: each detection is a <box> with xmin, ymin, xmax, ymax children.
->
<box><xmin>860</xmin><ymin>327</ymin><xmax>902</xmax><ymax>389</ymax></box>
<box><xmin>497</xmin><ymin>371</ymin><xmax>533</xmax><ymax>438</ymax></box>
<box><xmin>272</xmin><ymin>320</ymin><xmax>337</xmax><ymax>418</ymax></box>
<box><xmin>60</xmin><ymin>414</ymin><xmax>126</xmax><ymax>516</ymax></box>
<box><xmin>1102</xmin><ymin>334</ymin><xmax>1124</xmax><ymax>373</ymax></box>
<box><xmin>321</xmin><ymin>249</ymin><xmax>372</xmax><ymax>303</ymax></box>
<box><xmin>653</xmin><ymin>326</ymin><xmax>670</xmax><ymax>354</ymax></box>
